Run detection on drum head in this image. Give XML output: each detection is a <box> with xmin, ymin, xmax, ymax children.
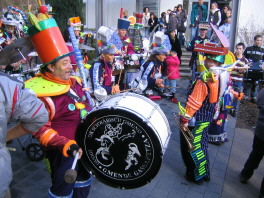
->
<box><xmin>76</xmin><ymin>108</ymin><xmax>163</xmax><ymax>189</ymax></box>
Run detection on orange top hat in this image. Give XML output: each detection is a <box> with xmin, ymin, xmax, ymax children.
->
<box><xmin>28</xmin><ymin>18</ymin><xmax>72</xmax><ymax>67</ymax></box>
<box><xmin>69</xmin><ymin>16</ymin><xmax>83</xmax><ymax>31</ymax></box>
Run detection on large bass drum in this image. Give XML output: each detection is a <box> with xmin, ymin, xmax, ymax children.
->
<box><xmin>76</xmin><ymin>92</ymin><xmax>171</xmax><ymax>189</ymax></box>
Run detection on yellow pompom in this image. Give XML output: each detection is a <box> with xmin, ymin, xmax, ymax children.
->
<box><xmin>75</xmin><ymin>102</ymin><xmax>85</xmax><ymax>109</ymax></box>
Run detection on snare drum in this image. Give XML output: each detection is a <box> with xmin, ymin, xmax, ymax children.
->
<box><xmin>76</xmin><ymin>92</ymin><xmax>171</xmax><ymax>189</ymax></box>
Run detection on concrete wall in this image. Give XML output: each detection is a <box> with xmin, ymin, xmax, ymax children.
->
<box><xmin>102</xmin><ymin>0</ymin><xmax>136</xmax><ymax>28</ymax></box>
<box><xmin>85</xmin><ymin>0</ymin><xmax>136</xmax><ymax>30</ymax></box>
<box><xmin>160</xmin><ymin>0</ymin><xmax>183</xmax><ymax>14</ymax></box>
<box><xmin>238</xmin><ymin>0</ymin><xmax>264</xmax><ymax>28</ymax></box>
<box><xmin>84</xmin><ymin>0</ymin><xmax>96</xmax><ymax>29</ymax></box>
<box><xmin>236</xmin><ymin>0</ymin><xmax>264</xmax><ymax>46</ymax></box>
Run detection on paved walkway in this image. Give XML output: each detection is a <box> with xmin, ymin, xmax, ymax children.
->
<box><xmin>7</xmin><ymin>79</ymin><xmax>263</xmax><ymax>198</ymax></box>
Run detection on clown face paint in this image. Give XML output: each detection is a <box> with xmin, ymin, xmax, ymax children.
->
<box><xmin>49</xmin><ymin>56</ymin><xmax>73</xmax><ymax>80</ymax></box>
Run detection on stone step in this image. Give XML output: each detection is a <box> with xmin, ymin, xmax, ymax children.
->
<box><xmin>180</xmin><ymin>67</ymin><xmax>191</xmax><ymax>71</ymax></box>
<box><xmin>181</xmin><ymin>60</ymin><xmax>190</xmax><ymax>66</ymax></box>
<box><xmin>181</xmin><ymin>47</ymin><xmax>187</xmax><ymax>51</ymax></box>
<box><xmin>180</xmin><ymin>72</ymin><xmax>191</xmax><ymax>78</ymax></box>
<box><xmin>182</xmin><ymin>51</ymin><xmax>192</xmax><ymax>56</ymax></box>
<box><xmin>181</xmin><ymin>57</ymin><xmax>191</xmax><ymax>61</ymax></box>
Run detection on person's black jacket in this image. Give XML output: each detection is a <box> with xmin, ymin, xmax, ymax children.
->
<box><xmin>148</xmin><ymin>17</ymin><xmax>159</xmax><ymax>33</ymax></box>
<box><xmin>244</xmin><ymin>45</ymin><xmax>264</xmax><ymax>63</ymax></box>
<box><xmin>168</xmin><ymin>35</ymin><xmax>182</xmax><ymax>61</ymax></box>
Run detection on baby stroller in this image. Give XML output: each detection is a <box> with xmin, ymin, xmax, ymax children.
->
<box><xmin>17</xmin><ymin>133</ymin><xmax>45</xmax><ymax>161</ymax></box>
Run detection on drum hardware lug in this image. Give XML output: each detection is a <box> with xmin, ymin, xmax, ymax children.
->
<box><xmin>112</xmin><ymin>92</ymin><xmax>130</xmax><ymax>109</ymax></box>
<box><xmin>144</xmin><ymin>104</ymin><xmax>159</xmax><ymax>123</ymax></box>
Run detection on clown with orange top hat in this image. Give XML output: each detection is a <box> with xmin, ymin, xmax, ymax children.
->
<box><xmin>24</xmin><ymin>7</ymin><xmax>93</xmax><ymax>198</ymax></box>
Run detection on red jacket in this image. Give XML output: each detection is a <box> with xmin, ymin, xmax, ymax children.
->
<box><xmin>166</xmin><ymin>56</ymin><xmax>180</xmax><ymax>80</ymax></box>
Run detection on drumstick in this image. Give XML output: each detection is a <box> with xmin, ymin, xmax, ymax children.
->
<box><xmin>120</xmin><ymin>87</ymin><xmax>140</xmax><ymax>93</ymax></box>
<box><xmin>163</xmin><ymin>86</ymin><xmax>180</xmax><ymax>89</ymax></box>
<box><xmin>117</xmin><ymin>66</ymin><xmax>123</xmax><ymax>86</ymax></box>
<box><xmin>7</xmin><ymin>147</ymin><xmax>16</xmax><ymax>152</ymax></box>
<box><xmin>163</xmin><ymin>68</ymin><xmax>179</xmax><ymax>80</ymax></box>
<box><xmin>64</xmin><ymin>152</ymin><xmax>79</xmax><ymax>184</ymax></box>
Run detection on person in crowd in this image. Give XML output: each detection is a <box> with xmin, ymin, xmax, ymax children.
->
<box><xmin>179</xmin><ymin>53</ymin><xmax>226</xmax><ymax>185</ymax></box>
<box><xmin>0</xmin><ymin>9</ymin><xmax>25</xmax><ymax>49</ymax></box>
<box><xmin>168</xmin><ymin>12</ymin><xmax>178</xmax><ymax>34</ymax></box>
<box><xmin>225</xmin><ymin>10</ymin><xmax>232</xmax><ymax>19</ymax></box>
<box><xmin>148</xmin><ymin>12</ymin><xmax>159</xmax><ymax>34</ymax></box>
<box><xmin>220</xmin><ymin>5</ymin><xmax>232</xmax><ymax>26</ymax></box>
<box><xmin>142</xmin><ymin>7</ymin><xmax>150</xmax><ymax>38</ymax></box>
<box><xmin>68</xmin><ymin>16</ymin><xmax>84</xmax><ymax>44</ymax></box>
<box><xmin>117</xmin><ymin>18</ymin><xmax>134</xmax><ymax>55</ymax></box>
<box><xmin>25</xmin><ymin>17</ymin><xmax>93</xmax><ymax>198</ymax></box>
<box><xmin>187</xmin><ymin>23</ymin><xmax>209</xmax><ymax>79</ymax></box>
<box><xmin>190</xmin><ymin>0</ymin><xmax>208</xmax><ymax>38</ymax></box>
<box><xmin>164</xmin><ymin>50</ymin><xmax>180</xmax><ymax>95</ymax></box>
<box><xmin>240</xmin><ymin>88</ymin><xmax>264</xmax><ymax>198</ymax></box>
<box><xmin>176</xmin><ymin>4</ymin><xmax>187</xmax><ymax>46</ymax></box>
<box><xmin>219</xmin><ymin>17</ymin><xmax>231</xmax><ymax>39</ymax></box>
<box><xmin>243</xmin><ymin>35</ymin><xmax>264</xmax><ymax>103</ymax></box>
<box><xmin>115</xmin><ymin>18</ymin><xmax>135</xmax><ymax>90</ymax></box>
<box><xmin>130</xmin><ymin>46</ymin><xmax>168</xmax><ymax>94</ymax></box>
<box><xmin>164</xmin><ymin>9</ymin><xmax>172</xmax><ymax>32</ymax></box>
<box><xmin>172</xmin><ymin>6</ymin><xmax>177</xmax><ymax>14</ymax></box>
<box><xmin>90</xmin><ymin>45</ymin><xmax>120</xmax><ymax>99</ymax></box>
<box><xmin>230</xmin><ymin>42</ymin><xmax>249</xmax><ymax>117</ymax></box>
<box><xmin>1</xmin><ymin>72</ymin><xmax>48</xmax><ymax>198</ymax></box>
<box><xmin>244</xmin><ymin>35</ymin><xmax>264</xmax><ymax>63</ymax></box>
<box><xmin>123</xmin><ymin>10</ymin><xmax>128</xmax><ymax>19</ymax></box>
<box><xmin>187</xmin><ymin>24</ymin><xmax>209</xmax><ymax>52</ymax></box>
<box><xmin>158</xmin><ymin>12</ymin><xmax>167</xmax><ymax>32</ymax></box>
<box><xmin>207</xmin><ymin>2</ymin><xmax>221</xmax><ymax>38</ymax></box>
<box><xmin>166</xmin><ymin>28</ymin><xmax>182</xmax><ymax>63</ymax></box>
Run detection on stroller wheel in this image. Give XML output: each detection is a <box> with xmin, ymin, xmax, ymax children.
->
<box><xmin>25</xmin><ymin>143</ymin><xmax>45</xmax><ymax>161</ymax></box>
